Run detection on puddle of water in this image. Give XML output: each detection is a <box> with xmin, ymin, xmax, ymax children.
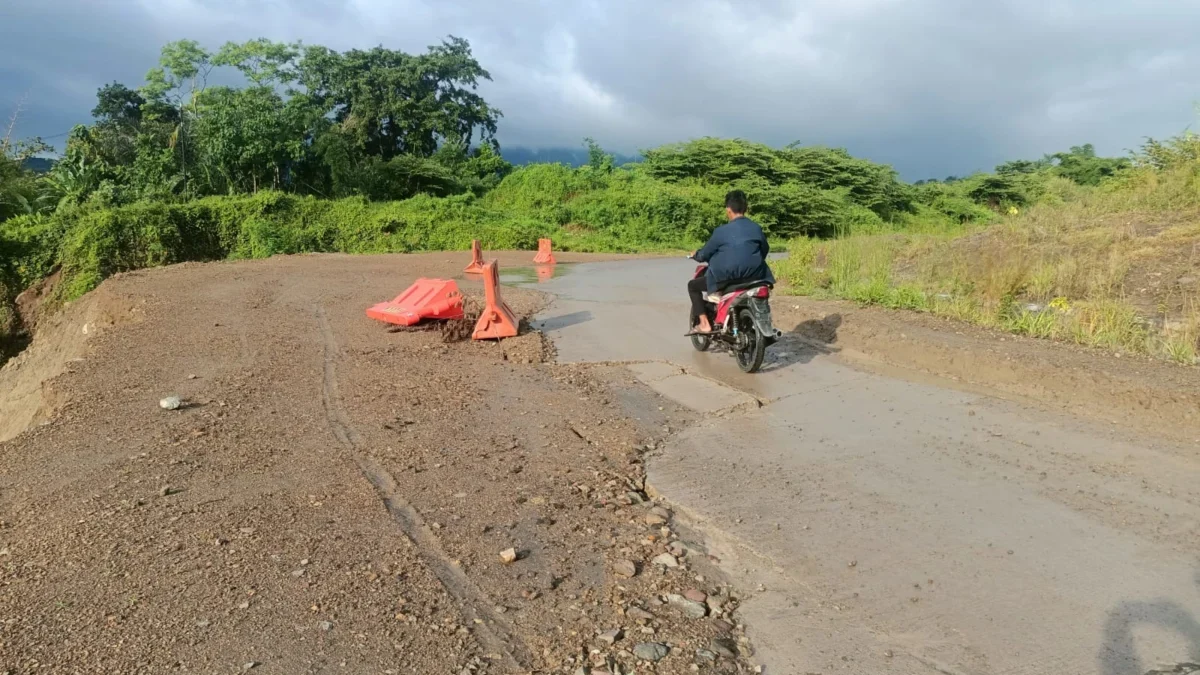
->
<box><xmin>499</xmin><ymin>264</ymin><xmax>574</xmax><ymax>285</ymax></box>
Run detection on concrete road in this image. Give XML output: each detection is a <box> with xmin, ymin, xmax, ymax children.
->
<box><xmin>514</xmin><ymin>258</ymin><xmax>1200</xmax><ymax>675</ymax></box>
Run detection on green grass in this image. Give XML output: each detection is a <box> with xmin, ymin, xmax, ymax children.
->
<box><xmin>771</xmin><ymin>162</ymin><xmax>1200</xmax><ymax>364</ymax></box>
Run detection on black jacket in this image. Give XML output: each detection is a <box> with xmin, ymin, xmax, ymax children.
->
<box><xmin>694</xmin><ymin>216</ymin><xmax>774</xmax><ymax>293</ymax></box>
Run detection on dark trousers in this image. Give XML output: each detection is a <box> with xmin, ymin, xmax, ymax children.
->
<box><xmin>688</xmin><ymin>276</ymin><xmax>710</xmax><ymax>324</ymax></box>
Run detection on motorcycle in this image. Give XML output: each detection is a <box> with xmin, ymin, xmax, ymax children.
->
<box><xmin>688</xmin><ymin>259</ymin><xmax>782</xmax><ymax>373</ymax></box>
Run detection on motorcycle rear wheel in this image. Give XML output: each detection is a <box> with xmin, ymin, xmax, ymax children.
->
<box><xmin>690</xmin><ymin>324</ymin><xmax>711</xmax><ymax>352</ymax></box>
<box><xmin>734</xmin><ymin>308</ymin><xmax>766</xmax><ymax>373</ymax></box>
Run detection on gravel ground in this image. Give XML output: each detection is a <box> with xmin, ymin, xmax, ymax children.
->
<box><xmin>0</xmin><ymin>252</ymin><xmax>748</xmax><ymax>675</ymax></box>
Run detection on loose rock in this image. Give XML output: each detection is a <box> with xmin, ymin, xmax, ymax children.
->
<box><xmin>652</xmin><ymin>553</ymin><xmax>679</xmax><ymax>568</ymax></box>
<box><xmin>644</xmin><ymin>513</ymin><xmax>668</xmax><ymax>526</ymax></box>
<box><xmin>612</xmin><ymin>559</ymin><xmax>638</xmax><ymax>578</ymax></box>
<box><xmin>317</xmin><ymin>621</ymin><xmax>333</xmax><ymax>631</ymax></box>
<box><xmin>667</xmin><ymin>594</ymin><xmax>708</xmax><ymax>619</ymax></box>
<box><xmin>627</xmin><ymin>606</ymin><xmax>655</xmax><ymax>622</ymax></box>
<box><xmin>695</xmin><ymin>649</ymin><xmax>717</xmax><ymax>663</ymax></box>
<box><xmin>500</xmin><ymin>548</ymin><xmax>518</xmax><ymax>564</ymax></box>
<box><xmin>710</xmin><ymin>638</ymin><xmax>738</xmax><ymax>659</ymax></box>
<box><xmin>159</xmin><ymin>396</ymin><xmax>182</xmax><ymax>411</ymax></box>
<box><xmin>597</xmin><ymin>628</ymin><xmax>623</xmax><ymax>645</ymax></box>
<box><xmin>633</xmin><ymin>643</ymin><xmax>669</xmax><ymax>662</ymax></box>
<box><xmin>684</xmin><ymin>589</ymin><xmax>707</xmax><ymax>603</ymax></box>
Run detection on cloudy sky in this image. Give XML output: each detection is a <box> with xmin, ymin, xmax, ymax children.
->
<box><xmin>1</xmin><ymin>0</ymin><xmax>1198</xmax><ymax>179</ymax></box>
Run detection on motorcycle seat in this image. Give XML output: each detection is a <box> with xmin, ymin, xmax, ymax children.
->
<box><xmin>704</xmin><ymin>279</ymin><xmax>773</xmax><ymax>303</ymax></box>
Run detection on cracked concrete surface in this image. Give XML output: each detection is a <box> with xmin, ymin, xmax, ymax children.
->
<box><xmin>522</xmin><ymin>258</ymin><xmax>1200</xmax><ymax>675</ymax></box>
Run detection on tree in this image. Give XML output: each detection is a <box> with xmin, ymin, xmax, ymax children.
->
<box><xmin>213</xmin><ymin>38</ymin><xmax>298</xmax><ymax>87</ymax></box>
<box><xmin>192</xmin><ymin>86</ymin><xmax>304</xmax><ymax>193</ymax></box>
<box><xmin>1047</xmin><ymin>144</ymin><xmax>1129</xmax><ymax>185</ymax></box>
<box><xmin>298</xmin><ymin>37</ymin><xmax>501</xmax><ymax>162</ymax></box>
<box><xmin>92</xmin><ymin>82</ymin><xmax>146</xmax><ymax>128</ymax></box>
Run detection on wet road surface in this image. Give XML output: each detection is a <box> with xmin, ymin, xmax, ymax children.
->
<box><xmin>517</xmin><ymin>258</ymin><xmax>1200</xmax><ymax>675</ymax></box>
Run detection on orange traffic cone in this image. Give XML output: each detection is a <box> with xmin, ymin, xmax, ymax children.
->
<box><xmin>472</xmin><ymin>261</ymin><xmax>519</xmax><ymax>340</ymax></box>
<box><xmin>464</xmin><ymin>239</ymin><xmax>485</xmax><ymax>274</ymax></box>
<box><xmin>533</xmin><ymin>238</ymin><xmax>556</xmax><ymax>264</ymax></box>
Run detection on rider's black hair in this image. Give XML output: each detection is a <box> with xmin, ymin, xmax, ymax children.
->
<box><xmin>724</xmin><ymin>190</ymin><xmax>748</xmax><ymax>215</ymax></box>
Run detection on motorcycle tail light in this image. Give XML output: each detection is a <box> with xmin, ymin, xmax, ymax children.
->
<box><xmin>754</xmin><ymin>286</ymin><xmax>770</xmax><ymax>298</ymax></box>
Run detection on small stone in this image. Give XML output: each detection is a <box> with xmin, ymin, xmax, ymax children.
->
<box><xmin>195</xmin><ymin>619</ymin><xmax>211</xmax><ymax>628</ymax></box>
<box><xmin>318</xmin><ymin>620</ymin><xmax>333</xmax><ymax>631</ymax></box>
<box><xmin>649</xmin><ymin>506</ymin><xmax>672</xmax><ymax>520</ymax></box>
<box><xmin>684</xmin><ymin>589</ymin><xmax>707</xmax><ymax>603</ymax></box>
<box><xmin>237</xmin><ymin>601</ymin><xmax>250</xmax><ymax>610</ymax></box>
<box><xmin>707</xmin><ymin>596</ymin><xmax>725</xmax><ymax>614</ymax></box>
<box><xmin>627</xmin><ymin>607</ymin><xmax>655</xmax><ymax>622</ymax></box>
<box><xmin>612</xmin><ymin>559</ymin><xmax>638</xmax><ymax>578</ymax></box>
<box><xmin>711</xmin><ymin>618</ymin><xmax>733</xmax><ymax>634</ymax></box>
<box><xmin>291</xmin><ymin>569</ymin><xmax>306</xmax><ymax>578</ymax></box>
<box><xmin>159</xmin><ymin>485</ymin><xmax>174</xmax><ymax>497</ymax></box>
<box><xmin>885</xmin><ymin>650</ymin><xmax>895</xmax><ymax>658</ymax></box>
<box><xmin>652</xmin><ymin>553</ymin><xmax>678</xmax><ymax>568</ymax></box>
<box><xmin>667</xmin><ymin>594</ymin><xmax>708</xmax><ymax>619</ymax></box>
<box><xmin>848</xmin><ymin>560</ymin><xmax>857</xmax><ymax>568</ymax></box>
<box><xmin>710</xmin><ymin>638</ymin><xmax>738</xmax><ymax>659</ymax></box>
<box><xmin>633</xmin><ymin>643</ymin><xmax>669</xmax><ymax>662</ymax></box>
<box><xmin>500</xmin><ymin>548</ymin><xmax>519</xmax><ymax>564</ymax></box>
<box><xmin>597</xmin><ymin>628</ymin><xmax>623</xmax><ymax>645</ymax></box>
<box><xmin>644</xmin><ymin>513</ymin><xmax>668</xmax><ymax>526</ymax></box>
<box><xmin>695</xmin><ymin>649</ymin><xmax>717</xmax><ymax>663</ymax></box>
<box><xmin>160</xmin><ymin>396</ymin><xmax>182</xmax><ymax>411</ymax></box>
<box><xmin>242</xmin><ymin>662</ymin><xmax>258</xmax><ymax>671</ymax></box>
<box><xmin>188</xmin><ymin>374</ymin><xmax>199</xmax><ymax>380</ymax></box>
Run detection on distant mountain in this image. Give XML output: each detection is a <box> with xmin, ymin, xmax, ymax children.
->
<box><xmin>501</xmin><ymin>147</ymin><xmax>641</xmax><ymax>168</ymax></box>
<box><xmin>20</xmin><ymin>157</ymin><xmax>56</xmax><ymax>174</ymax></box>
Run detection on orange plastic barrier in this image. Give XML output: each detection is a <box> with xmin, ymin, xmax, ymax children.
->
<box><xmin>533</xmin><ymin>238</ymin><xmax>556</xmax><ymax>264</ymax></box>
<box><xmin>472</xmin><ymin>261</ymin><xmax>519</xmax><ymax>340</ymax></box>
<box><xmin>366</xmin><ymin>278</ymin><xmax>464</xmax><ymax>326</ymax></box>
<box><xmin>464</xmin><ymin>239</ymin><xmax>485</xmax><ymax>274</ymax></box>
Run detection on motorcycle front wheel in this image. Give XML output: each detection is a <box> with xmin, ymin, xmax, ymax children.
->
<box><xmin>734</xmin><ymin>307</ymin><xmax>766</xmax><ymax>373</ymax></box>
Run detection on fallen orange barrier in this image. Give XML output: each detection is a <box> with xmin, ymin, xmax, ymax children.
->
<box><xmin>464</xmin><ymin>239</ymin><xmax>485</xmax><ymax>274</ymax></box>
<box><xmin>366</xmin><ymin>278</ymin><xmax>464</xmax><ymax>326</ymax></box>
<box><xmin>472</xmin><ymin>261</ymin><xmax>519</xmax><ymax>340</ymax></box>
<box><xmin>533</xmin><ymin>238</ymin><xmax>556</xmax><ymax>264</ymax></box>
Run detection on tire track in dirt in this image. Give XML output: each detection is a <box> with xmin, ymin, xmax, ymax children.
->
<box><xmin>315</xmin><ymin>306</ymin><xmax>532</xmax><ymax>672</ymax></box>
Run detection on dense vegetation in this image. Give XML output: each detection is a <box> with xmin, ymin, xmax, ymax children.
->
<box><xmin>1</xmin><ymin>36</ymin><xmax>1196</xmax><ymax>364</ymax></box>
<box><xmin>773</xmin><ymin>133</ymin><xmax>1200</xmax><ymax>363</ymax></box>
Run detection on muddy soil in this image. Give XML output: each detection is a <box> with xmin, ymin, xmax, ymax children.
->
<box><xmin>0</xmin><ymin>253</ymin><xmax>749</xmax><ymax>674</ymax></box>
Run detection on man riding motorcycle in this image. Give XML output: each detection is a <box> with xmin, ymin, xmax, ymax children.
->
<box><xmin>686</xmin><ymin>190</ymin><xmax>775</xmax><ymax>335</ymax></box>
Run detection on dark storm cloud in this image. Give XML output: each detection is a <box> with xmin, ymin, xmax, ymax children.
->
<box><xmin>2</xmin><ymin>0</ymin><xmax>1198</xmax><ymax>178</ymax></box>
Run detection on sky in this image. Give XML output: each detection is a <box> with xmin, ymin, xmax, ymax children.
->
<box><xmin>1</xmin><ymin>0</ymin><xmax>1198</xmax><ymax>179</ymax></box>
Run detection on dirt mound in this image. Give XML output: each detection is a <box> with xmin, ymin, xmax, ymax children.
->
<box><xmin>0</xmin><ymin>280</ymin><xmax>141</xmax><ymax>443</ymax></box>
<box><xmin>776</xmin><ymin>296</ymin><xmax>1200</xmax><ymax>441</ymax></box>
